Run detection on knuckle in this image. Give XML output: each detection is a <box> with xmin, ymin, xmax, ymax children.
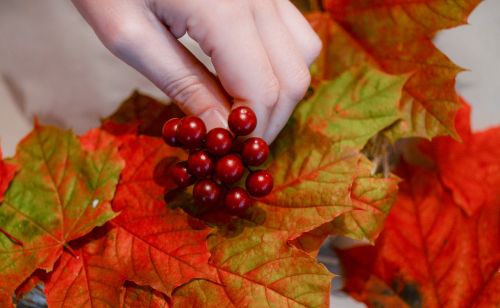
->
<box><xmin>160</xmin><ymin>74</ymin><xmax>206</xmax><ymax>107</ymax></box>
<box><xmin>258</xmin><ymin>77</ymin><xmax>280</xmax><ymax>108</ymax></box>
<box><xmin>101</xmin><ymin>21</ymin><xmax>143</xmax><ymax>56</ymax></box>
<box><xmin>306</xmin><ymin>34</ymin><xmax>323</xmax><ymax>64</ymax></box>
<box><xmin>284</xmin><ymin>66</ymin><xmax>311</xmax><ymax>101</ymax></box>
<box><xmin>195</xmin><ymin>1</ymin><xmax>248</xmax><ymax>30</ymax></box>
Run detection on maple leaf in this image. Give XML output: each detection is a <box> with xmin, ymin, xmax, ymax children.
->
<box><xmin>44</xmin><ymin>226</ymin><xmax>125</xmax><ymax>307</ymax></box>
<box><xmin>0</xmin><ymin>126</ymin><xmax>123</xmax><ymax>306</ymax></box>
<box><xmin>168</xmin><ymin>65</ymin><xmax>403</xmax><ymax>244</ymax></box>
<box><xmin>0</xmin><ymin>146</ymin><xmax>19</xmax><ymax>252</ymax></box>
<box><xmin>245</xmin><ymin>66</ymin><xmax>405</xmax><ymax>239</ymax></box>
<box><xmin>337</xmin><ymin>166</ymin><xmax>500</xmax><ymax>308</ymax></box>
<box><xmin>427</xmin><ymin>100</ymin><xmax>500</xmax><ymax>216</ymax></box>
<box><xmin>108</xmin><ymin>135</ymin><xmax>215</xmax><ymax>295</ymax></box>
<box><xmin>42</xmin><ymin>134</ymin><xmax>334</xmax><ymax>307</ymax></box>
<box><xmin>292</xmin><ymin>174</ymin><xmax>399</xmax><ymax>256</ymax></box>
<box><xmin>42</xmin><ymin>135</ymin><xmax>215</xmax><ymax>306</ymax></box>
<box><xmin>102</xmin><ymin>91</ymin><xmax>184</xmax><ymax>137</ymax></box>
<box><xmin>142</xmin><ymin>65</ymin><xmax>402</xmax><ymax>245</ymax></box>
<box><xmin>43</xmin><ymin>226</ymin><xmax>178</xmax><ymax>308</ymax></box>
<box><xmin>0</xmin><ymin>147</ymin><xmax>17</xmax><ymax>203</ymax></box>
<box><xmin>306</xmin><ymin>0</ymin><xmax>481</xmax><ymax>140</ymax></box>
<box><xmin>172</xmin><ymin>226</ymin><xmax>333</xmax><ymax>307</ymax></box>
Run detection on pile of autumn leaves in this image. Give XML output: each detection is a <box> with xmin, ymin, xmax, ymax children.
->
<box><xmin>3</xmin><ymin>74</ymin><xmax>399</xmax><ymax>306</ymax></box>
<box><xmin>338</xmin><ymin>102</ymin><xmax>500</xmax><ymax>307</ymax></box>
<box><xmin>0</xmin><ymin>0</ymin><xmax>498</xmax><ymax>307</ymax></box>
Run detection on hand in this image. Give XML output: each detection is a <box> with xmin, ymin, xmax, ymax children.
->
<box><xmin>72</xmin><ymin>0</ymin><xmax>321</xmax><ymax>142</ymax></box>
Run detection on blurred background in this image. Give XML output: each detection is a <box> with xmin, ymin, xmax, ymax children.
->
<box><xmin>1</xmin><ymin>0</ymin><xmax>499</xmax><ymax>307</ymax></box>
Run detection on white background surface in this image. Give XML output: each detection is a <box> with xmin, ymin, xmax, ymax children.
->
<box><xmin>0</xmin><ymin>1</ymin><xmax>499</xmax><ymax>307</ymax></box>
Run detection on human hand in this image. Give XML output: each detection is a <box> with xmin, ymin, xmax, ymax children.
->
<box><xmin>72</xmin><ymin>0</ymin><xmax>321</xmax><ymax>142</ymax></box>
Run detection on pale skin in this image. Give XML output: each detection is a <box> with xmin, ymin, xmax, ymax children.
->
<box><xmin>72</xmin><ymin>0</ymin><xmax>322</xmax><ymax>143</ymax></box>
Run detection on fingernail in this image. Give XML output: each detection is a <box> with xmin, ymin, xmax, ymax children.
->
<box><xmin>199</xmin><ymin>108</ymin><xmax>229</xmax><ymax>131</ymax></box>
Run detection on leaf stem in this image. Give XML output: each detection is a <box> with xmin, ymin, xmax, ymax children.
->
<box><xmin>0</xmin><ymin>227</ymin><xmax>24</xmax><ymax>246</ymax></box>
<box><xmin>63</xmin><ymin>243</ymin><xmax>78</xmax><ymax>259</ymax></box>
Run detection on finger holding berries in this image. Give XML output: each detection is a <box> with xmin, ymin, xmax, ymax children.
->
<box><xmin>162</xmin><ymin>106</ymin><xmax>273</xmax><ymax>214</ymax></box>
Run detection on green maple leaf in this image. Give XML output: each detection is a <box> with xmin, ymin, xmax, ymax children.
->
<box><xmin>247</xmin><ymin>66</ymin><xmax>406</xmax><ymax>239</ymax></box>
<box><xmin>306</xmin><ymin>0</ymin><xmax>481</xmax><ymax>141</ymax></box>
<box><xmin>0</xmin><ymin>126</ymin><xmax>124</xmax><ymax>306</ymax></box>
<box><xmin>42</xmin><ymin>135</ymin><xmax>215</xmax><ymax>306</ymax></box>
<box><xmin>338</xmin><ymin>167</ymin><xmax>500</xmax><ymax>308</ymax></box>
<box><xmin>172</xmin><ymin>227</ymin><xmax>333</xmax><ymax>307</ymax></box>
<box><xmin>292</xmin><ymin>174</ymin><xmax>399</xmax><ymax>256</ymax></box>
<box><xmin>170</xmin><ymin>65</ymin><xmax>404</xmax><ymax>243</ymax></box>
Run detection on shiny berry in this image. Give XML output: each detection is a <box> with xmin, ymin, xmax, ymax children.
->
<box><xmin>170</xmin><ymin>161</ymin><xmax>196</xmax><ymax>188</ymax></box>
<box><xmin>228</xmin><ymin>106</ymin><xmax>257</xmax><ymax>136</ymax></box>
<box><xmin>246</xmin><ymin>170</ymin><xmax>273</xmax><ymax>197</ymax></box>
<box><xmin>193</xmin><ymin>179</ymin><xmax>222</xmax><ymax>207</ymax></box>
<box><xmin>206</xmin><ymin>128</ymin><xmax>233</xmax><ymax>156</ymax></box>
<box><xmin>215</xmin><ymin>154</ymin><xmax>245</xmax><ymax>184</ymax></box>
<box><xmin>177</xmin><ymin>116</ymin><xmax>206</xmax><ymax>148</ymax></box>
<box><xmin>187</xmin><ymin>150</ymin><xmax>214</xmax><ymax>177</ymax></box>
<box><xmin>224</xmin><ymin>187</ymin><xmax>252</xmax><ymax>212</ymax></box>
<box><xmin>162</xmin><ymin>118</ymin><xmax>181</xmax><ymax>147</ymax></box>
<box><xmin>241</xmin><ymin>137</ymin><xmax>269</xmax><ymax>166</ymax></box>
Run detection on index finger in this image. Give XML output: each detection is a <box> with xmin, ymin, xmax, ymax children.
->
<box><xmin>184</xmin><ymin>3</ymin><xmax>280</xmax><ymax>139</ymax></box>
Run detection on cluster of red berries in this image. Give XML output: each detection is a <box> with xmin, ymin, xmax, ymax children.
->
<box><xmin>162</xmin><ymin>107</ymin><xmax>273</xmax><ymax>212</ymax></box>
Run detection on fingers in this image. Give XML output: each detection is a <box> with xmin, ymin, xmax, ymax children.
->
<box><xmin>178</xmin><ymin>2</ymin><xmax>279</xmax><ymax>139</ymax></box>
<box><xmin>274</xmin><ymin>0</ymin><xmax>323</xmax><ymax>66</ymax></box>
<box><xmin>251</xmin><ymin>0</ymin><xmax>312</xmax><ymax>142</ymax></box>
<box><xmin>73</xmin><ymin>0</ymin><xmax>322</xmax><ymax>141</ymax></box>
<box><xmin>72</xmin><ymin>0</ymin><xmax>230</xmax><ymax>130</ymax></box>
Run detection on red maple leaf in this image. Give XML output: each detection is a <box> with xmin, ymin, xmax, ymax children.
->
<box><xmin>42</xmin><ymin>135</ymin><xmax>216</xmax><ymax>306</ymax></box>
<box><xmin>0</xmin><ymin>147</ymin><xmax>16</xmax><ymax>202</ymax></box>
<box><xmin>0</xmin><ymin>126</ymin><xmax>124</xmax><ymax>306</ymax></box>
<box><xmin>427</xmin><ymin>100</ymin><xmax>500</xmax><ymax>215</ymax></box>
<box><xmin>0</xmin><ymin>146</ymin><xmax>19</xmax><ymax>246</ymax></box>
<box><xmin>102</xmin><ymin>91</ymin><xmax>184</xmax><ymax>137</ymax></box>
<box><xmin>338</xmin><ymin>125</ymin><xmax>500</xmax><ymax>307</ymax></box>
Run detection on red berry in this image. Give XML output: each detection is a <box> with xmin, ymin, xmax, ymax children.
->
<box><xmin>215</xmin><ymin>154</ymin><xmax>245</xmax><ymax>184</ymax></box>
<box><xmin>170</xmin><ymin>161</ymin><xmax>196</xmax><ymax>188</ymax></box>
<box><xmin>206</xmin><ymin>128</ymin><xmax>233</xmax><ymax>156</ymax></box>
<box><xmin>187</xmin><ymin>150</ymin><xmax>214</xmax><ymax>177</ymax></box>
<box><xmin>162</xmin><ymin>118</ymin><xmax>181</xmax><ymax>147</ymax></box>
<box><xmin>177</xmin><ymin>116</ymin><xmax>206</xmax><ymax>149</ymax></box>
<box><xmin>224</xmin><ymin>187</ymin><xmax>252</xmax><ymax>212</ymax></box>
<box><xmin>241</xmin><ymin>137</ymin><xmax>269</xmax><ymax>166</ymax></box>
<box><xmin>228</xmin><ymin>107</ymin><xmax>257</xmax><ymax>136</ymax></box>
<box><xmin>193</xmin><ymin>179</ymin><xmax>222</xmax><ymax>207</ymax></box>
<box><xmin>246</xmin><ymin>170</ymin><xmax>273</xmax><ymax>197</ymax></box>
